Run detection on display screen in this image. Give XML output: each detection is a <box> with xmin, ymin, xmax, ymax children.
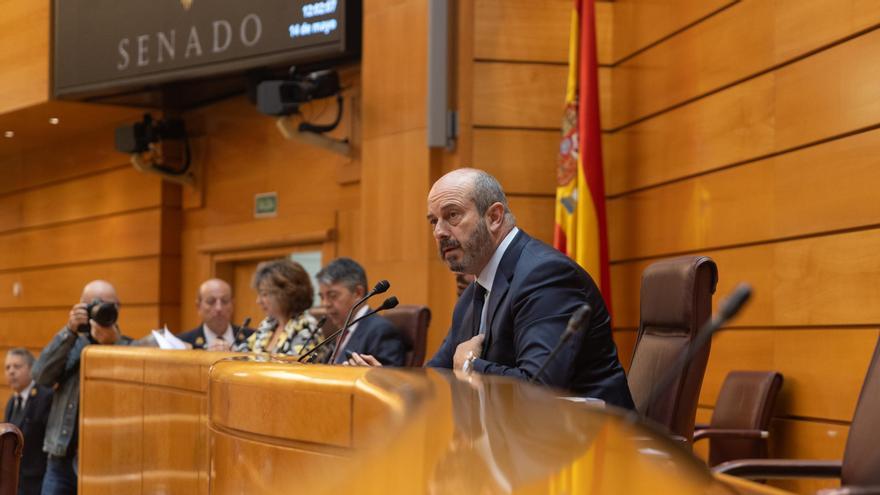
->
<box><xmin>53</xmin><ymin>0</ymin><xmax>360</xmax><ymax>99</ymax></box>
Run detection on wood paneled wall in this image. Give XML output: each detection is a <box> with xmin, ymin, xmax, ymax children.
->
<box><xmin>0</xmin><ymin>121</ymin><xmax>182</xmax><ymax>400</ymax></box>
<box><xmin>604</xmin><ymin>1</ymin><xmax>880</xmax><ymax>493</ymax></box>
<box><xmin>178</xmin><ymin>82</ymin><xmax>361</xmax><ymax>330</ymax></box>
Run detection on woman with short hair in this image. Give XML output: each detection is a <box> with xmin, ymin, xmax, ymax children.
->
<box><xmin>234</xmin><ymin>258</ymin><xmax>327</xmax><ymax>360</ymax></box>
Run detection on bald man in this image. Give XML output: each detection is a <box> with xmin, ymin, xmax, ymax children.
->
<box><xmin>32</xmin><ymin>280</ymin><xmax>134</xmax><ymax>495</ymax></box>
<box><xmin>349</xmin><ymin>169</ymin><xmax>634</xmax><ymax>409</ymax></box>
<box><xmin>178</xmin><ymin>279</ymin><xmax>252</xmax><ymax>351</ymax></box>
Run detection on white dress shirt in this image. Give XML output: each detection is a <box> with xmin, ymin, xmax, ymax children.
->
<box><xmin>474</xmin><ymin>227</ymin><xmax>520</xmax><ymax>334</ymax></box>
<box><xmin>203</xmin><ymin>324</ymin><xmax>235</xmax><ymax>347</ymax></box>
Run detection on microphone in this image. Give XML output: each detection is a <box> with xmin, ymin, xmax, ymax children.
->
<box><xmin>297</xmin><ymin>279</ymin><xmax>391</xmax><ymax>363</ymax></box>
<box><xmin>530</xmin><ymin>304</ymin><xmax>592</xmax><ymax>384</ymax></box>
<box><xmin>298</xmin><ymin>315</ymin><xmax>328</xmax><ymax>352</ymax></box>
<box><xmin>240</xmin><ymin>317</ymin><xmax>252</xmax><ymax>330</ymax></box>
<box><xmin>347</xmin><ymin>296</ymin><xmax>399</xmax><ymax>328</ymax></box>
<box><xmin>298</xmin><ymin>295</ymin><xmax>398</xmax><ymax>363</ymax></box>
<box><xmin>638</xmin><ymin>283</ymin><xmax>752</xmax><ymax>421</ymax></box>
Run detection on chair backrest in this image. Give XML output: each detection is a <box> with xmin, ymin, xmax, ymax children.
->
<box><xmin>628</xmin><ymin>255</ymin><xmax>718</xmax><ymax>441</ymax></box>
<box><xmin>842</xmin><ymin>335</ymin><xmax>880</xmax><ymax>486</ymax></box>
<box><xmin>383</xmin><ymin>305</ymin><xmax>431</xmax><ymax>367</ymax></box>
<box><xmin>708</xmin><ymin>371</ymin><xmax>783</xmax><ymax>466</ymax></box>
<box><xmin>0</xmin><ymin>423</ymin><xmax>23</xmax><ymax>495</ymax></box>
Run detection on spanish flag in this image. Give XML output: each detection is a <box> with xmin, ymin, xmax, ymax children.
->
<box><xmin>554</xmin><ymin>0</ymin><xmax>612</xmax><ymax>312</ymax></box>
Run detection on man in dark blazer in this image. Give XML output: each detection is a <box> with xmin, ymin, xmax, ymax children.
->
<box><xmin>4</xmin><ymin>348</ymin><xmax>52</xmax><ymax>495</ymax></box>
<box><xmin>316</xmin><ymin>258</ymin><xmax>407</xmax><ymax>366</ymax></box>
<box><xmin>349</xmin><ymin>168</ymin><xmax>634</xmax><ymax>409</ymax></box>
<box><xmin>178</xmin><ymin>279</ymin><xmax>252</xmax><ymax>351</ymax></box>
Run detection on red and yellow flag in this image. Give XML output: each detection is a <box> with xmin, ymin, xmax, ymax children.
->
<box><xmin>554</xmin><ymin>0</ymin><xmax>612</xmax><ymax>312</ymax></box>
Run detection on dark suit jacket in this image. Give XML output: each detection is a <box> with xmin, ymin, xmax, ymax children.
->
<box><xmin>426</xmin><ymin>230</ymin><xmax>635</xmax><ymax>409</ymax></box>
<box><xmin>177</xmin><ymin>325</ymin><xmax>251</xmax><ymax>350</ymax></box>
<box><xmin>4</xmin><ymin>384</ymin><xmax>52</xmax><ymax>495</ymax></box>
<box><xmin>331</xmin><ymin>314</ymin><xmax>407</xmax><ymax>366</ymax></box>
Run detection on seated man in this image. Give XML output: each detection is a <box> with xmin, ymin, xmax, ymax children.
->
<box><xmin>4</xmin><ymin>348</ymin><xmax>52</xmax><ymax>495</ymax></box>
<box><xmin>317</xmin><ymin>258</ymin><xmax>407</xmax><ymax>366</ymax></box>
<box><xmin>348</xmin><ymin>168</ymin><xmax>634</xmax><ymax>409</ymax></box>
<box><xmin>178</xmin><ymin>279</ymin><xmax>252</xmax><ymax>351</ymax></box>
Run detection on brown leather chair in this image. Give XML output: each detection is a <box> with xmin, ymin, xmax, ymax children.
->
<box><xmin>693</xmin><ymin>371</ymin><xmax>783</xmax><ymax>466</ymax></box>
<box><xmin>715</xmin><ymin>336</ymin><xmax>880</xmax><ymax>494</ymax></box>
<box><xmin>384</xmin><ymin>305</ymin><xmax>431</xmax><ymax>367</ymax></box>
<box><xmin>627</xmin><ymin>255</ymin><xmax>718</xmax><ymax>442</ymax></box>
<box><xmin>0</xmin><ymin>423</ymin><xmax>23</xmax><ymax>495</ymax></box>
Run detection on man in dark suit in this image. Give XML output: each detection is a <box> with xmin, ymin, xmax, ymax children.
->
<box><xmin>349</xmin><ymin>168</ymin><xmax>634</xmax><ymax>408</ymax></box>
<box><xmin>316</xmin><ymin>258</ymin><xmax>407</xmax><ymax>366</ymax></box>
<box><xmin>4</xmin><ymin>348</ymin><xmax>52</xmax><ymax>495</ymax></box>
<box><xmin>178</xmin><ymin>279</ymin><xmax>251</xmax><ymax>351</ymax></box>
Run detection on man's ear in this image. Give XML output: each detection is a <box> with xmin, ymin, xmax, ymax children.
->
<box><xmin>486</xmin><ymin>202</ymin><xmax>506</xmax><ymax>233</ymax></box>
<box><xmin>355</xmin><ymin>285</ymin><xmax>367</xmax><ymax>299</ymax></box>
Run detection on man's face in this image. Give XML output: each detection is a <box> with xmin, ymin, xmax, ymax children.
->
<box><xmin>197</xmin><ymin>281</ymin><xmax>233</xmax><ymax>334</ymax></box>
<box><xmin>319</xmin><ymin>281</ymin><xmax>364</xmax><ymax>330</ymax></box>
<box><xmin>427</xmin><ymin>179</ymin><xmax>494</xmax><ymax>275</ymax></box>
<box><xmin>4</xmin><ymin>354</ymin><xmax>30</xmax><ymax>393</ymax></box>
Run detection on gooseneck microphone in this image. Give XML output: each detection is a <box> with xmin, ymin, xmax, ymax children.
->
<box><xmin>638</xmin><ymin>283</ymin><xmax>753</xmax><ymax>420</ymax></box>
<box><xmin>240</xmin><ymin>317</ymin><xmax>252</xmax><ymax>331</ymax></box>
<box><xmin>347</xmin><ymin>296</ymin><xmax>399</xmax><ymax>328</ymax></box>
<box><xmin>297</xmin><ymin>280</ymin><xmax>391</xmax><ymax>363</ymax></box>
<box><xmin>298</xmin><ymin>296</ymin><xmax>398</xmax><ymax>363</ymax></box>
<box><xmin>530</xmin><ymin>304</ymin><xmax>592</xmax><ymax>384</ymax></box>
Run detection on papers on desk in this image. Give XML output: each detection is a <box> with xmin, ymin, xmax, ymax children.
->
<box><xmin>152</xmin><ymin>326</ymin><xmax>189</xmax><ymax>350</ymax></box>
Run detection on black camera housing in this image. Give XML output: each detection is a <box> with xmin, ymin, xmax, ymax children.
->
<box><xmin>256</xmin><ymin>70</ymin><xmax>341</xmax><ymax>116</ymax></box>
<box><xmin>76</xmin><ymin>299</ymin><xmax>119</xmax><ymax>333</ymax></box>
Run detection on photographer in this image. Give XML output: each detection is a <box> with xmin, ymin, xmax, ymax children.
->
<box><xmin>32</xmin><ymin>280</ymin><xmax>133</xmax><ymax>495</ymax></box>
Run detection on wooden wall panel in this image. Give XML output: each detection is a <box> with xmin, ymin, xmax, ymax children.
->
<box><xmin>0</xmin><ymin>0</ymin><xmax>49</xmax><ymax>113</ymax></box>
<box><xmin>609</xmin><ymin>0</ymin><xmax>880</xmax><ymax>129</ymax></box>
<box><xmin>179</xmin><ymin>93</ymin><xmax>362</xmax><ymax>332</ymax></box>
<box><xmin>0</xmin><ymin>167</ymin><xmax>163</xmax><ymax>234</ymax></box>
<box><xmin>610</xmin><ymin>0</ymin><xmax>736</xmax><ymax>64</ymax></box>
<box><xmin>473</xmin><ymin>62</ymin><xmax>568</xmax><ymax>129</ymax></box>
<box><xmin>508</xmin><ymin>196</ymin><xmax>555</xmax><ymax>245</ymax></box>
<box><xmin>0</xmin><ymin>305</ymin><xmax>176</xmax><ymax>350</ymax></box>
<box><xmin>607</xmin><ymin>27</ymin><xmax>880</xmax><ymax>195</ymax></box>
<box><xmin>607</xmin><ymin>128</ymin><xmax>880</xmax><ymax>260</ymax></box>
<box><xmin>473</xmin><ymin>129</ymin><xmax>559</xmax><ymax>195</ymax></box>
<box><xmin>0</xmin><ymin>209</ymin><xmax>162</xmax><ymax>271</ymax></box>
<box><xmin>0</xmin><ymin>258</ymin><xmax>164</xmax><ymax>309</ymax></box>
<box><xmin>361</xmin><ymin>0</ymin><xmax>428</xmax><ymax>139</ymax></box>
<box><xmin>698</xmin><ymin>329</ymin><xmax>879</xmax><ymax>422</ymax></box>
<box><xmin>612</xmin><ymin>228</ymin><xmax>880</xmax><ymax>329</ymax></box>
<box><xmin>474</xmin><ymin>0</ymin><xmax>570</xmax><ymax>64</ymax></box>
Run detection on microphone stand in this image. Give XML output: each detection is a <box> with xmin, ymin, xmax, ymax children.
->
<box><xmin>298</xmin><ymin>296</ymin><xmax>398</xmax><ymax>363</ymax></box>
<box><xmin>297</xmin><ymin>281</ymin><xmax>389</xmax><ymax>363</ymax></box>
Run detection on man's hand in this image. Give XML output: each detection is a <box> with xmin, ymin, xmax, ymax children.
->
<box><xmin>207</xmin><ymin>340</ymin><xmax>232</xmax><ymax>352</ymax></box>
<box><xmin>90</xmin><ymin>321</ymin><xmax>120</xmax><ymax>345</ymax></box>
<box><xmin>453</xmin><ymin>334</ymin><xmax>484</xmax><ymax>371</ymax></box>
<box><xmin>66</xmin><ymin>303</ymin><xmax>89</xmax><ymax>335</ymax></box>
<box><xmin>345</xmin><ymin>352</ymin><xmax>382</xmax><ymax>367</ymax></box>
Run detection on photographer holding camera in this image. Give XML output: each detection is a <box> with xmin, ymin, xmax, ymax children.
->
<box><xmin>32</xmin><ymin>280</ymin><xmax>133</xmax><ymax>495</ymax></box>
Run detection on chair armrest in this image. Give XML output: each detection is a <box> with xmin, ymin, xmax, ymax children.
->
<box><xmin>692</xmin><ymin>428</ymin><xmax>768</xmax><ymax>443</ymax></box>
<box><xmin>713</xmin><ymin>458</ymin><xmax>843</xmax><ymax>479</ymax></box>
<box><xmin>694</xmin><ymin>422</ymin><xmax>710</xmax><ymax>431</ymax></box>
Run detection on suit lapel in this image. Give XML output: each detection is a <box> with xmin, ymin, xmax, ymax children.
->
<box><xmin>483</xmin><ymin>231</ymin><xmax>528</xmax><ymax>353</ymax></box>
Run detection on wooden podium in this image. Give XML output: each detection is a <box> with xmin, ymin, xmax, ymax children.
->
<box><xmin>78</xmin><ymin>347</ymin><xmax>784</xmax><ymax>494</ymax></box>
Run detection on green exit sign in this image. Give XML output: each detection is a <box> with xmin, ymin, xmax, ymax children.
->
<box><xmin>254</xmin><ymin>192</ymin><xmax>278</xmax><ymax>218</ymax></box>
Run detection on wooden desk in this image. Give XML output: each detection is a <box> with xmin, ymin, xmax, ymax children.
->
<box><xmin>79</xmin><ymin>348</ymin><xmax>789</xmax><ymax>494</ymax></box>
